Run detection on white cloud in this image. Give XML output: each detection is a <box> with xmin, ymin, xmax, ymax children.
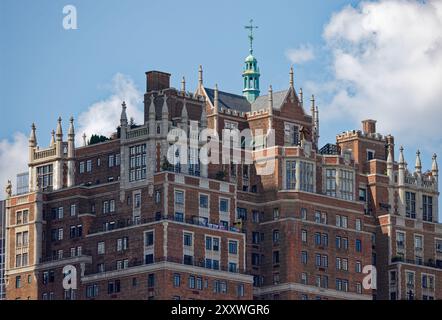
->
<box><xmin>75</xmin><ymin>73</ymin><xmax>143</xmax><ymax>145</ymax></box>
<box><xmin>0</xmin><ymin>132</ymin><xmax>28</xmax><ymax>196</ymax></box>
<box><xmin>320</xmin><ymin>0</ymin><xmax>442</xmax><ymax>150</ymax></box>
<box><xmin>286</xmin><ymin>44</ymin><xmax>315</xmax><ymax>64</ymax></box>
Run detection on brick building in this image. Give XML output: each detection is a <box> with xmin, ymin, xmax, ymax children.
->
<box><xmin>3</xmin><ymin>43</ymin><xmax>441</xmax><ymax>300</ymax></box>
<box><xmin>0</xmin><ymin>200</ymin><xmax>5</xmax><ymax>300</ymax></box>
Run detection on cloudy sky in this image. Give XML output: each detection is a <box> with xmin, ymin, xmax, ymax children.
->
<box><xmin>0</xmin><ymin>0</ymin><xmax>441</xmax><ymax>199</ymax></box>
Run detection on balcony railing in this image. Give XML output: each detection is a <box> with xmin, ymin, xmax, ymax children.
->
<box><xmin>88</xmin><ymin>215</ymin><xmax>243</xmax><ymax>235</ymax></box>
<box><xmin>40</xmin><ymin>250</ymin><xmax>92</xmax><ymax>263</ymax></box>
<box><xmin>391</xmin><ymin>256</ymin><xmax>442</xmax><ymax>269</ymax></box>
<box><xmin>85</xmin><ymin>256</ymin><xmax>245</xmax><ymax>276</ymax></box>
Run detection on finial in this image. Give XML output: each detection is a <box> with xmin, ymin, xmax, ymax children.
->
<box><xmin>68</xmin><ymin>116</ymin><xmax>75</xmax><ymax>136</ymax></box>
<box><xmin>290</xmin><ymin>66</ymin><xmax>294</xmax><ymax>88</ymax></box>
<box><xmin>387</xmin><ymin>144</ymin><xmax>393</xmax><ymax>164</ymax></box>
<box><xmin>310</xmin><ymin>94</ymin><xmax>315</xmax><ymax>108</ymax></box>
<box><xmin>149</xmin><ymin>95</ymin><xmax>156</xmax><ymax>118</ymax></box>
<box><xmin>50</xmin><ymin>130</ymin><xmax>55</xmax><ymax>147</ymax></box>
<box><xmin>432</xmin><ymin>153</ymin><xmax>438</xmax><ymax>173</ymax></box>
<box><xmin>244</xmin><ymin>19</ymin><xmax>258</xmax><ymax>54</ymax></box>
<box><xmin>198</xmin><ymin>65</ymin><xmax>203</xmax><ymax>87</ymax></box>
<box><xmin>415</xmin><ymin>150</ymin><xmax>422</xmax><ymax>173</ymax></box>
<box><xmin>299</xmin><ymin>88</ymin><xmax>303</xmax><ymax>107</ymax></box>
<box><xmin>120</xmin><ymin>101</ymin><xmax>128</xmax><ymax>126</ymax></box>
<box><xmin>56</xmin><ymin>117</ymin><xmax>63</xmax><ymax>140</ymax></box>
<box><xmin>181</xmin><ymin>76</ymin><xmax>186</xmax><ymax>93</ymax></box>
<box><xmin>82</xmin><ymin>133</ymin><xmax>87</xmax><ymax>147</ymax></box>
<box><xmin>268</xmin><ymin>85</ymin><xmax>273</xmax><ymax>107</ymax></box>
<box><xmin>182</xmin><ymin>99</ymin><xmax>188</xmax><ymax>120</ymax></box>
<box><xmin>5</xmin><ymin>180</ymin><xmax>12</xmax><ymax>198</ymax></box>
<box><xmin>162</xmin><ymin>94</ymin><xmax>168</xmax><ymax>115</ymax></box>
<box><xmin>214</xmin><ymin>84</ymin><xmax>219</xmax><ymax>111</ymax></box>
<box><xmin>399</xmin><ymin>146</ymin><xmax>405</xmax><ymax>164</ymax></box>
<box><xmin>29</xmin><ymin>123</ymin><xmax>37</xmax><ymax>146</ymax></box>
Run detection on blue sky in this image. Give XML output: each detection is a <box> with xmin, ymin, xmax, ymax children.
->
<box><xmin>1</xmin><ymin>0</ymin><xmax>441</xmax><ymax>192</ymax></box>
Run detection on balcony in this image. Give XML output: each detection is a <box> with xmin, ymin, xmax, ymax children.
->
<box><xmin>88</xmin><ymin>215</ymin><xmax>243</xmax><ymax>235</ymax></box>
<box><xmin>84</xmin><ymin>256</ymin><xmax>245</xmax><ymax>276</ymax></box>
<box><xmin>391</xmin><ymin>256</ymin><xmax>442</xmax><ymax>270</ymax></box>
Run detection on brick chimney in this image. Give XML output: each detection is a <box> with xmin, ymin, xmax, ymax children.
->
<box><xmin>362</xmin><ymin>119</ymin><xmax>377</xmax><ymax>135</ymax></box>
<box><xmin>145</xmin><ymin>71</ymin><xmax>171</xmax><ymax>92</ymax></box>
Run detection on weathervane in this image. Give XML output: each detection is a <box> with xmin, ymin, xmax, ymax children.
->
<box><xmin>245</xmin><ymin>19</ymin><xmax>258</xmax><ymax>54</ymax></box>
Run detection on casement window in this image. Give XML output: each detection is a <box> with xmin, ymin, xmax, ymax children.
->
<box><xmin>340</xmin><ymin>170</ymin><xmax>354</xmax><ymax>200</ymax></box>
<box><xmin>37</xmin><ymin>164</ymin><xmax>53</xmax><ymax>190</ymax></box>
<box><xmin>79</xmin><ymin>162</ymin><xmax>85</xmax><ymax>173</ymax></box>
<box><xmin>273</xmin><ymin>251</ymin><xmax>280</xmax><ymax>264</ymax></box>
<box><xmin>86</xmin><ymin>160</ymin><xmax>92</xmax><ymax>172</ymax></box>
<box><xmin>301</xmin><ymin>230</ymin><xmax>307</xmax><ymax>243</ymax></box>
<box><xmin>356</xmin><ymin>219</ymin><xmax>362</xmax><ymax>231</ymax></box>
<box><xmin>145</xmin><ymin>231</ymin><xmax>154</xmax><ymax>247</ymax></box>
<box><xmin>423</xmin><ymin>195</ymin><xmax>433</xmax><ymax>222</ymax></box>
<box><xmin>300</xmin><ymin>208</ymin><xmax>307</xmax><ymax>220</ymax></box>
<box><xmin>86</xmin><ymin>284</ymin><xmax>99</xmax><ymax>298</ymax></box>
<box><xmin>115</xmin><ymin>154</ymin><xmax>121</xmax><ymax>166</ymax></box>
<box><xmin>97</xmin><ymin>242</ymin><xmax>105</xmax><ymax>255</ymax></box>
<box><xmin>175</xmin><ymin>190</ymin><xmax>184</xmax><ymax>205</ymax></box>
<box><xmin>173</xmin><ymin>274</ymin><xmax>181</xmax><ymax>287</ymax></box>
<box><xmin>336</xmin><ymin>215</ymin><xmax>348</xmax><ymax>228</ymax></box>
<box><xmin>325</xmin><ymin>169</ymin><xmax>336</xmax><ymax>197</ymax></box>
<box><xmin>129</xmin><ymin>144</ymin><xmax>147</xmax><ymax>182</ymax></box>
<box><xmin>273</xmin><ymin>208</ymin><xmax>279</xmax><ymax>220</ymax></box>
<box><xmin>284</xmin><ymin>122</ymin><xmax>299</xmax><ymax>146</ymax></box>
<box><xmin>397</xmin><ymin>232</ymin><xmax>405</xmax><ymax>249</ymax></box>
<box><xmin>70</xmin><ymin>204</ymin><xmax>76</xmax><ymax>216</ymax></box>
<box><xmin>229</xmin><ymin>240</ymin><xmax>238</xmax><ymax>254</ymax></box>
<box><xmin>405</xmin><ymin>192</ymin><xmax>416</xmax><ymax>218</ymax></box>
<box><xmin>356</xmin><ymin>239</ymin><xmax>362</xmax><ymax>252</ymax></box>
<box><xmin>301</xmin><ymin>251</ymin><xmax>308</xmax><ymax>264</ymax></box>
<box><xmin>300</xmin><ymin>161</ymin><xmax>314</xmax><ymax>192</ymax></box>
<box><xmin>286</xmin><ymin>160</ymin><xmax>296</xmax><ymax>189</ymax></box>
<box><xmin>272</xmin><ymin>230</ymin><xmax>280</xmax><ymax>244</ymax></box>
<box><xmin>414</xmin><ymin>235</ymin><xmax>423</xmax><ymax>251</ymax></box>
<box><xmin>355</xmin><ymin>261</ymin><xmax>362</xmax><ymax>273</ymax></box>
<box><xmin>199</xmin><ymin>194</ymin><xmax>209</xmax><ymax>208</ymax></box>
<box><xmin>219</xmin><ymin>198</ymin><xmax>229</xmax><ymax>213</ymax></box>
<box><xmin>183</xmin><ymin>232</ymin><xmax>193</xmax><ymax>247</ymax></box>
<box><xmin>109</xmin><ymin>200</ymin><xmax>115</xmax><ymax>213</ymax></box>
<box><xmin>116</xmin><ymin>237</ymin><xmax>129</xmax><ymax>251</ymax></box>
<box><xmin>22</xmin><ymin>210</ymin><xmax>29</xmax><ymax>223</ymax></box>
<box><xmin>108</xmin><ymin>155</ymin><xmax>115</xmax><ymax>167</ymax></box>
<box><xmin>57</xmin><ymin>207</ymin><xmax>64</xmax><ymax>219</ymax></box>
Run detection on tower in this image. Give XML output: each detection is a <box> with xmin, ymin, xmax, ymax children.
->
<box><xmin>242</xmin><ymin>19</ymin><xmax>260</xmax><ymax>103</ymax></box>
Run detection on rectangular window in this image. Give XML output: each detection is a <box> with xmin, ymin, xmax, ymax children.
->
<box><xmin>405</xmin><ymin>192</ymin><xmax>416</xmax><ymax>218</ymax></box>
<box><xmin>173</xmin><ymin>274</ymin><xmax>181</xmax><ymax>287</ymax></box>
<box><xmin>356</xmin><ymin>219</ymin><xmax>362</xmax><ymax>231</ymax></box>
<box><xmin>273</xmin><ymin>208</ymin><xmax>279</xmax><ymax>220</ymax></box>
<box><xmin>70</xmin><ymin>204</ymin><xmax>76</xmax><ymax>216</ymax></box>
<box><xmin>340</xmin><ymin>170</ymin><xmax>354</xmax><ymax>200</ymax></box>
<box><xmin>273</xmin><ymin>251</ymin><xmax>280</xmax><ymax>264</ymax></box>
<box><xmin>414</xmin><ymin>235</ymin><xmax>423</xmax><ymax>251</ymax></box>
<box><xmin>183</xmin><ymin>233</ymin><xmax>193</xmax><ymax>247</ymax></box>
<box><xmin>301</xmin><ymin>251</ymin><xmax>308</xmax><ymax>264</ymax></box>
<box><xmin>300</xmin><ymin>161</ymin><xmax>314</xmax><ymax>192</ymax></box>
<box><xmin>397</xmin><ymin>232</ymin><xmax>405</xmax><ymax>249</ymax></box>
<box><xmin>145</xmin><ymin>231</ymin><xmax>154</xmax><ymax>247</ymax></box>
<box><xmin>228</xmin><ymin>240</ymin><xmax>238</xmax><ymax>254</ymax></box>
<box><xmin>129</xmin><ymin>144</ymin><xmax>147</xmax><ymax>182</ymax></box>
<box><xmin>301</xmin><ymin>230</ymin><xmax>307</xmax><ymax>243</ymax></box>
<box><xmin>108</xmin><ymin>155</ymin><xmax>115</xmax><ymax>167</ymax></box>
<box><xmin>199</xmin><ymin>194</ymin><xmax>209</xmax><ymax>208</ymax></box>
<box><xmin>97</xmin><ymin>242</ymin><xmax>105</xmax><ymax>255</ymax></box>
<box><xmin>356</xmin><ymin>239</ymin><xmax>362</xmax><ymax>252</ymax></box>
<box><xmin>147</xmin><ymin>274</ymin><xmax>155</xmax><ymax>287</ymax></box>
<box><xmin>22</xmin><ymin>210</ymin><xmax>29</xmax><ymax>223</ymax></box>
<box><xmin>284</xmin><ymin>123</ymin><xmax>299</xmax><ymax>146</ymax></box>
<box><xmin>79</xmin><ymin>162</ymin><xmax>85</xmax><ymax>173</ymax></box>
<box><xmin>219</xmin><ymin>198</ymin><xmax>229</xmax><ymax>213</ymax></box>
<box><xmin>286</xmin><ymin>160</ymin><xmax>296</xmax><ymax>189</ymax></box>
<box><xmin>423</xmin><ymin>195</ymin><xmax>433</xmax><ymax>222</ymax></box>
<box><xmin>86</xmin><ymin>160</ymin><xmax>92</xmax><ymax>172</ymax></box>
<box><xmin>272</xmin><ymin>230</ymin><xmax>280</xmax><ymax>244</ymax></box>
<box><xmin>300</xmin><ymin>208</ymin><xmax>307</xmax><ymax>220</ymax></box>
<box><xmin>58</xmin><ymin>207</ymin><xmax>64</xmax><ymax>219</ymax></box>
<box><xmin>37</xmin><ymin>164</ymin><xmax>53</xmax><ymax>190</ymax></box>
<box><xmin>325</xmin><ymin>169</ymin><xmax>336</xmax><ymax>197</ymax></box>
<box><xmin>436</xmin><ymin>239</ymin><xmax>442</xmax><ymax>253</ymax></box>
<box><xmin>175</xmin><ymin>191</ymin><xmax>184</xmax><ymax>205</ymax></box>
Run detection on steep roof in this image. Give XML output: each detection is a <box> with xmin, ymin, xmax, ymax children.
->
<box><xmin>204</xmin><ymin>87</ymin><xmax>251</xmax><ymax>113</ymax></box>
<box><xmin>251</xmin><ymin>90</ymin><xmax>288</xmax><ymax>112</ymax></box>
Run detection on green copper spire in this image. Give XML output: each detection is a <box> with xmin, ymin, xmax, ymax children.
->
<box><xmin>242</xmin><ymin>19</ymin><xmax>260</xmax><ymax>103</ymax></box>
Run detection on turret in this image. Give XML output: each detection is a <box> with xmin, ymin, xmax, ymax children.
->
<box><xmin>162</xmin><ymin>94</ymin><xmax>169</xmax><ymax>137</ymax></box>
<box><xmin>268</xmin><ymin>85</ymin><xmax>273</xmax><ymax>130</ymax></box>
<box><xmin>181</xmin><ymin>99</ymin><xmax>188</xmax><ymax>132</ymax></box>
<box><xmin>120</xmin><ymin>101</ymin><xmax>128</xmax><ymax>139</ymax></box>
<box><xmin>398</xmin><ymin>146</ymin><xmax>405</xmax><ymax>185</ymax></box>
<box><xmin>55</xmin><ymin>117</ymin><xmax>63</xmax><ymax>158</ymax></box>
<box><xmin>432</xmin><ymin>153</ymin><xmax>438</xmax><ymax>183</ymax></box>
<box><xmin>50</xmin><ymin>130</ymin><xmax>55</xmax><ymax>147</ymax></box>
<box><xmin>387</xmin><ymin>144</ymin><xmax>394</xmax><ymax>182</ymax></box>
<box><xmin>28</xmin><ymin>123</ymin><xmax>37</xmax><ymax>163</ymax></box>
<box><xmin>67</xmin><ymin>117</ymin><xmax>75</xmax><ymax>187</ymax></box>
<box><xmin>415</xmin><ymin>150</ymin><xmax>422</xmax><ymax>175</ymax></box>
<box><xmin>213</xmin><ymin>84</ymin><xmax>219</xmax><ymax>133</ymax></box>
<box><xmin>148</xmin><ymin>96</ymin><xmax>156</xmax><ymax>136</ymax></box>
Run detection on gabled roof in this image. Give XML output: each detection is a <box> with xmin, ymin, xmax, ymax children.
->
<box><xmin>251</xmin><ymin>90</ymin><xmax>289</xmax><ymax>112</ymax></box>
<box><xmin>204</xmin><ymin>87</ymin><xmax>251</xmax><ymax>113</ymax></box>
